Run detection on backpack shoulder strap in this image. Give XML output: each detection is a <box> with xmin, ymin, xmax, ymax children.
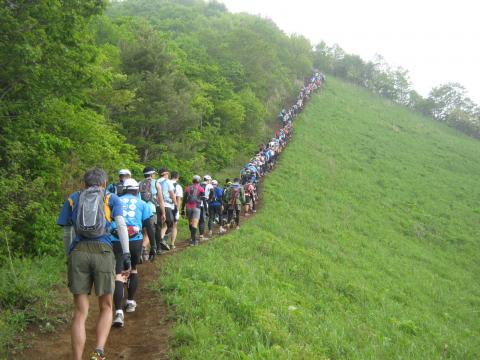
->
<box><xmin>104</xmin><ymin>193</ymin><xmax>112</xmax><ymax>222</ymax></box>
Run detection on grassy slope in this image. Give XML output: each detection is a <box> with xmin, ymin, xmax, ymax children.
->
<box><xmin>157</xmin><ymin>78</ymin><xmax>480</xmax><ymax>359</ymax></box>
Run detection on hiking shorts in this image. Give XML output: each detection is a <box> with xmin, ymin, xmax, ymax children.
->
<box><xmin>113</xmin><ymin>240</ymin><xmax>143</xmax><ymax>274</ymax></box>
<box><xmin>186</xmin><ymin>207</ymin><xmax>201</xmax><ymax>220</ymax></box>
<box><xmin>67</xmin><ymin>241</ymin><xmax>115</xmax><ymax>296</ymax></box>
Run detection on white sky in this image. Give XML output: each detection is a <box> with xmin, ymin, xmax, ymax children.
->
<box><xmin>217</xmin><ymin>0</ymin><xmax>480</xmax><ymax>104</ymax></box>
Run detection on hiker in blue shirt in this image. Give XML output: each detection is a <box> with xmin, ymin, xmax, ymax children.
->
<box><xmin>208</xmin><ymin>180</ymin><xmax>226</xmax><ymax>235</ymax></box>
<box><xmin>56</xmin><ymin>167</ymin><xmax>131</xmax><ymax>360</ymax></box>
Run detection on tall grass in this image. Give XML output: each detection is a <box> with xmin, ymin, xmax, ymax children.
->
<box><xmin>0</xmin><ymin>256</ymin><xmax>69</xmax><ymax>357</ymax></box>
<box><xmin>156</xmin><ymin>78</ymin><xmax>480</xmax><ymax>359</ymax></box>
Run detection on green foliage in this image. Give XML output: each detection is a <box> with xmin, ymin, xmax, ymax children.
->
<box><xmin>0</xmin><ymin>256</ymin><xmax>68</xmax><ymax>357</ymax></box>
<box><xmin>155</xmin><ymin>79</ymin><xmax>480</xmax><ymax>359</ymax></box>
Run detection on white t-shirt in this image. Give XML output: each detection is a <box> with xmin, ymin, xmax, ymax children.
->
<box><xmin>204</xmin><ymin>183</ymin><xmax>214</xmax><ymax>203</ymax></box>
<box><xmin>172</xmin><ymin>181</ymin><xmax>183</xmax><ymax>221</ymax></box>
<box><xmin>173</xmin><ymin>181</ymin><xmax>183</xmax><ymax>199</ymax></box>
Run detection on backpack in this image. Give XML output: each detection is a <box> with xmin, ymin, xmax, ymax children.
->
<box><xmin>230</xmin><ymin>186</ymin><xmax>241</xmax><ymax>206</ymax></box>
<box><xmin>139</xmin><ymin>178</ymin><xmax>158</xmax><ymax>206</ymax></box>
<box><xmin>210</xmin><ymin>187</ymin><xmax>222</xmax><ymax>203</ymax></box>
<box><xmin>186</xmin><ymin>185</ymin><xmax>201</xmax><ymax>205</ymax></box>
<box><xmin>75</xmin><ymin>187</ymin><xmax>110</xmax><ymax>239</ymax></box>
<box><xmin>244</xmin><ymin>183</ymin><xmax>254</xmax><ymax>196</ymax></box>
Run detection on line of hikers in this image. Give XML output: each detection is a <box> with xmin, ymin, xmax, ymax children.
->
<box><xmin>56</xmin><ymin>71</ymin><xmax>325</xmax><ymax>360</ymax></box>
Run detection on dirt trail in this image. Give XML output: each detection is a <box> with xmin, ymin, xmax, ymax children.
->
<box><xmin>17</xmin><ymin>209</ymin><xmax>258</xmax><ymax>360</ymax></box>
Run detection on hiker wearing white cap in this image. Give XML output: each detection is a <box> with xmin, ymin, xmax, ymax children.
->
<box><xmin>107</xmin><ymin>169</ymin><xmax>132</xmax><ymax>195</ymax></box>
<box><xmin>199</xmin><ymin>175</ymin><xmax>213</xmax><ymax>240</ymax></box>
<box><xmin>208</xmin><ymin>180</ymin><xmax>226</xmax><ymax>234</ymax></box>
<box><xmin>111</xmin><ymin>178</ymin><xmax>154</xmax><ymax>328</ymax></box>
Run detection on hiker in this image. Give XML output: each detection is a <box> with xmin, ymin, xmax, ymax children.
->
<box><xmin>107</xmin><ymin>169</ymin><xmax>131</xmax><ymax>195</ymax></box>
<box><xmin>243</xmin><ymin>179</ymin><xmax>256</xmax><ymax>216</ymax></box>
<box><xmin>223</xmin><ymin>177</ymin><xmax>245</xmax><ymax>229</ymax></box>
<box><xmin>208</xmin><ymin>179</ymin><xmax>226</xmax><ymax>235</ymax></box>
<box><xmin>198</xmin><ymin>175</ymin><xmax>213</xmax><ymax>241</ymax></box>
<box><xmin>139</xmin><ymin>167</ymin><xmax>165</xmax><ymax>259</ymax></box>
<box><xmin>183</xmin><ymin>175</ymin><xmax>206</xmax><ymax>246</ymax></box>
<box><xmin>170</xmin><ymin>171</ymin><xmax>183</xmax><ymax>249</ymax></box>
<box><xmin>158</xmin><ymin>168</ymin><xmax>178</xmax><ymax>250</ymax></box>
<box><xmin>57</xmin><ymin>167</ymin><xmax>131</xmax><ymax>360</ymax></box>
<box><xmin>111</xmin><ymin>179</ymin><xmax>153</xmax><ymax>328</ymax></box>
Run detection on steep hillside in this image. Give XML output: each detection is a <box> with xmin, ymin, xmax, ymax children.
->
<box><xmin>157</xmin><ymin>78</ymin><xmax>480</xmax><ymax>359</ymax></box>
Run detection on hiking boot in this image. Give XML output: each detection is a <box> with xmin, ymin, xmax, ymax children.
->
<box><xmin>208</xmin><ymin>230</ymin><xmax>213</xmax><ymax>237</ymax></box>
<box><xmin>112</xmin><ymin>312</ymin><xmax>124</xmax><ymax>328</ymax></box>
<box><xmin>155</xmin><ymin>249</ymin><xmax>162</xmax><ymax>256</ymax></box>
<box><xmin>160</xmin><ymin>240</ymin><xmax>170</xmax><ymax>251</ymax></box>
<box><xmin>199</xmin><ymin>235</ymin><xmax>204</xmax><ymax>241</ymax></box>
<box><xmin>149</xmin><ymin>253</ymin><xmax>156</xmax><ymax>262</ymax></box>
<box><xmin>219</xmin><ymin>226</ymin><xmax>226</xmax><ymax>234</ymax></box>
<box><xmin>142</xmin><ymin>247</ymin><xmax>149</xmax><ymax>262</ymax></box>
<box><xmin>189</xmin><ymin>241</ymin><xmax>195</xmax><ymax>247</ymax></box>
<box><xmin>89</xmin><ymin>351</ymin><xmax>106</xmax><ymax>360</ymax></box>
<box><xmin>125</xmin><ymin>300</ymin><xmax>137</xmax><ymax>313</ymax></box>
<box><xmin>236</xmin><ymin>226</ymin><xmax>240</xmax><ymax>230</ymax></box>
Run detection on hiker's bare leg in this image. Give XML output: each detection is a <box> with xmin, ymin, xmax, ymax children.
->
<box><xmin>171</xmin><ymin>222</ymin><xmax>178</xmax><ymax>247</ymax></box>
<box><xmin>72</xmin><ymin>294</ymin><xmax>89</xmax><ymax>360</ymax></box>
<box><xmin>95</xmin><ymin>294</ymin><xmax>113</xmax><ymax>352</ymax></box>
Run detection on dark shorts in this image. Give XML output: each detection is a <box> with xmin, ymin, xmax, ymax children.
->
<box><xmin>113</xmin><ymin>240</ymin><xmax>143</xmax><ymax>274</ymax></box>
<box><xmin>164</xmin><ymin>207</ymin><xmax>174</xmax><ymax>226</ymax></box>
<box><xmin>68</xmin><ymin>241</ymin><xmax>115</xmax><ymax>296</ymax></box>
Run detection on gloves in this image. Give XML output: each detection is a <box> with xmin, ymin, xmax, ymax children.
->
<box><xmin>121</xmin><ymin>253</ymin><xmax>132</xmax><ymax>273</ymax></box>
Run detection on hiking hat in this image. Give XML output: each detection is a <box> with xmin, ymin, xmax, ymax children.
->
<box><xmin>118</xmin><ymin>169</ymin><xmax>131</xmax><ymax>176</ymax></box>
<box><xmin>212</xmin><ymin>180</ymin><xmax>218</xmax><ymax>185</ymax></box>
<box><xmin>159</xmin><ymin>167</ymin><xmax>169</xmax><ymax>175</ymax></box>
<box><xmin>204</xmin><ymin>175</ymin><xmax>212</xmax><ymax>181</ymax></box>
<box><xmin>143</xmin><ymin>166</ymin><xmax>156</xmax><ymax>175</ymax></box>
<box><xmin>123</xmin><ymin>178</ymin><xmax>139</xmax><ymax>190</ymax></box>
<box><xmin>192</xmin><ymin>175</ymin><xmax>202</xmax><ymax>183</ymax></box>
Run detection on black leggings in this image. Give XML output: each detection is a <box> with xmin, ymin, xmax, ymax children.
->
<box><xmin>199</xmin><ymin>207</ymin><xmax>206</xmax><ymax>235</ymax></box>
<box><xmin>227</xmin><ymin>207</ymin><xmax>241</xmax><ymax>226</ymax></box>
<box><xmin>208</xmin><ymin>204</ymin><xmax>223</xmax><ymax>230</ymax></box>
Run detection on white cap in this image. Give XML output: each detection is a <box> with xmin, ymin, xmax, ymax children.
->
<box><xmin>119</xmin><ymin>169</ymin><xmax>131</xmax><ymax>176</ymax></box>
<box><xmin>123</xmin><ymin>178</ymin><xmax>139</xmax><ymax>189</ymax></box>
<box><xmin>212</xmin><ymin>180</ymin><xmax>218</xmax><ymax>185</ymax></box>
<box><xmin>204</xmin><ymin>175</ymin><xmax>212</xmax><ymax>181</ymax></box>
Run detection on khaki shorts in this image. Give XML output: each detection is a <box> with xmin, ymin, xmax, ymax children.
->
<box><xmin>68</xmin><ymin>241</ymin><xmax>116</xmax><ymax>296</ymax></box>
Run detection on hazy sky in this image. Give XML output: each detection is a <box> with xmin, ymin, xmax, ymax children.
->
<box><xmin>217</xmin><ymin>0</ymin><xmax>480</xmax><ymax>104</ymax></box>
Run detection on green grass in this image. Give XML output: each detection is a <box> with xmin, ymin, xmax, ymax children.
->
<box><xmin>155</xmin><ymin>77</ymin><xmax>480</xmax><ymax>359</ymax></box>
<box><xmin>0</xmin><ymin>256</ymin><xmax>69</xmax><ymax>357</ymax></box>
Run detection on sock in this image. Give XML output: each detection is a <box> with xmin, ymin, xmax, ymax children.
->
<box><xmin>113</xmin><ymin>280</ymin><xmax>124</xmax><ymax>311</ymax></box>
<box><xmin>127</xmin><ymin>273</ymin><xmax>138</xmax><ymax>300</ymax></box>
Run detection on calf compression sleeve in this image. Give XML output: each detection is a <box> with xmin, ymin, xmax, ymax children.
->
<box><xmin>114</xmin><ymin>215</ymin><xmax>130</xmax><ymax>254</ymax></box>
<box><xmin>143</xmin><ymin>217</ymin><xmax>156</xmax><ymax>252</ymax></box>
<box><xmin>127</xmin><ymin>273</ymin><xmax>138</xmax><ymax>300</ymax></box>
<box><xmin>63</xmin><ymin>226</ymin><xmax>75</xmax><ymax>255</ymax></box>
<box><xmin>114</xmin><ymin>281</ymin><xmax>124</xmax><ymax>311</ymax></box>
